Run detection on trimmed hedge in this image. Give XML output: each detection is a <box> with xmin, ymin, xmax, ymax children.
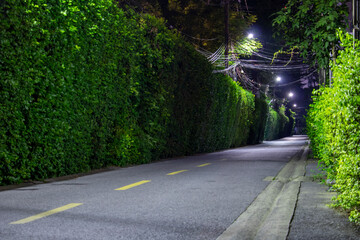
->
<box><xmin>307</xmin><ymin>32</ymin><xmax>360</xmax><ymax>223</ymax></box>
<box><xmin>284</xmin><ymin>108</ymin><xmax>296</xmax><ymax>138</ymax></box>
<box><xmin>248</xmin><ymin>96</ymin><xmax>268</xmax><ymax>144</ymax></box>
<box><xmin>264</xmin><ymin>105</ymin><xmax>292</xmax><ymax>141</ymax></box>
<box><xmin>0</xmin><ymin>0</ymin><xmax>271</xmax><ymax>185</ymax></box>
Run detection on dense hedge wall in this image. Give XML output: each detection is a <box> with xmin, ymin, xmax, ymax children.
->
<box><xmin>284</xmin><ymin>108</ymin><xmax>296</xmax><ymax>138</ymax></box>
<box><xmin>307</xmin><ymin>32</ymin><xmax>360</xmax><ymax>223</ymax></box>
<box><xmin>160</xmin><ymin>38</ymin><xmax>258</xmax><ymax>156</ymax></box>
<box><xmin>264</xmin><ymin>105</ymin><xmax>293</xmax><ymax>141</ymax></box>
<box><xmin>0</xmin><ymin>0</ymin><xmax>270</xmax><ymax>185</ymax></box>
<box><xmin>248</xmin><ymin>97</ymin><xmax>268</xmax><ymax>144</ymax></box>
<box><xmin>1</xmin><ymin>0</ymin><xmax>165</xmax><ymax>182</ymax></box>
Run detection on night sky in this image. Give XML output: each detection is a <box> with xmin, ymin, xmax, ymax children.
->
<box><xmin>248</xmin><ymin>0</ymin><xmax>313</xmax><ymax>126</ymax></box>
<box><xmin>249</xmin><ymin>0</ymin><xmax>287</xmax><ymax>41</ymax></box>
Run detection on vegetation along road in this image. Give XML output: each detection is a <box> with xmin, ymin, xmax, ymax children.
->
<box><xmin>0</xmin><ymin>136</ymin><xmax>308</xmax><ymax>239</ymax></box>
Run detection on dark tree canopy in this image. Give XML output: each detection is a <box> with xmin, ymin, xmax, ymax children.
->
<box><xmin>272</xmin><ymin>0</ymin><xmax>349</xmax><ymax>68</ymax></box>
<box><xmin>118</xmin><ymin>0</ymin><xmax>257</xmax><ymax>51</ymax></box>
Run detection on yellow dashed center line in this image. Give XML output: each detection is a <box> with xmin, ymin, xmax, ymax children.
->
<box><xmin>10</xmin><ymin>203</ymin><xmax>83</xmax><ymax>224</ymax></box>
<box><xmin>115</xmin><ymin>180</ymin><xmax>151</xmax><ymax>190</ymax></box>
<box><xmin>197</xmin><ymin>163</ymin><xmax>211</xmax><ymax>167</ymax></box>
<box><xmin>167</xmin><ymin>170</ymin><xmax>188</xmax><ymax>175</ymax></box>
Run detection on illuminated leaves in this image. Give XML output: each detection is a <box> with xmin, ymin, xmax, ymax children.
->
<box><xmin>307</xmin><ymin>32</ymin><xmax>360</xmax><ymax>223</ymax></box>
<box><xmin>1</xmin><ymin>0</ymin><xmax>263</xmax><ymax>185</ymax></box>
<box><xmin>272</xmin><ymin>0</ymin><xmax>348</xmax><ymax>68</ymax></box>
<box><xmin>233</xmin><ymin>38</ymin><xmax>262</xmax><ymax>57</ymax></box>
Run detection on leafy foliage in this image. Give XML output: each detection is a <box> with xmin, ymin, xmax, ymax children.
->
<box><xmin>272</xmin><ymin>0</ymin><xmax>348</xmax><ymax>68</ymax></box>
<box><xmin>307</xmin><ymin>32</ymin><xmax>360</xmax><ymax>223</ymax></box>
<box><xmin>0</xmin><ymin>0</ymin><xmax>275</xmax><ymax>185</ymax></box>
<box><xmin>232</xmin><ymin>38</ymin><xmax>263</xmax><ymax>57</ymax></box>
<box><xmin>264</xmin><ymin>104</ymin><xmax>293</xmax><ymax>141</ymax></box>
<box><xmin>118</xmin><ymin>0</ymin><xmax>257</xmax><ymax>51</ymax></box>
<box><xmin>284</xmin><ymin>108</ymin><xmax>296</xmax><ymax>137</ymax></box>
<box><xmin>248</xmin><ymin>97</ymin><xmax>268</xmax><ymax>144</ymax></box>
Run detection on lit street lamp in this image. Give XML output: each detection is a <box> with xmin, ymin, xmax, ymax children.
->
<box><xmin>288</xmin><ymin>92</ymin><xmax>294</xmax><ymax>98</ymax></box>
<box><xmin>247</xmin><ymin>33</ymin><xmax>254</xmax><ymax>39</ymax></box>
<box><xmin>276</xmin><ymin>76</ymin><xmax>281</xmax><ymax>82</ymax></box>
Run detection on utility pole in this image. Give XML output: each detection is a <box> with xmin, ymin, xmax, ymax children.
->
<box><xmin>353</xmin><ymin>0</ymin><xmax>360</xmax><ymax>48</ymax></box>
<box><xmin>224</xmin><ymin>0</ymin><xmax>229</xmax><ymax>68</ymax></box>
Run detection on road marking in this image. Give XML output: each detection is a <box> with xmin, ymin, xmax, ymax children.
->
<box><xmin>115</xmin><ymin>180</ymin><xmax>151</xmax><ymax>190</ymax></box>
<box><xmin>10</xmin><ymin>203</ymin><xmax>83</xmax><ymax>224</ymax></box>
<box><xmin>197</xmin><ymin>163</ymin><xmax>211</xmax><ymax>167</ymax></box>
<box><xmin>167</xmin><ymin>170</ymin><xmax>188</xmax><ymax>175</ymax></box>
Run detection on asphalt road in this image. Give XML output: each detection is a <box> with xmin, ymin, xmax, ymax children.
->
<box><xmin>0</xmin><ymin>136</ymin><xmax>308</xmax><ymax>240</ymax></box>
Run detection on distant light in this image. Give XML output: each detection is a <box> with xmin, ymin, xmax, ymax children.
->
<box><xmin>293</xmin><ymin>104</ymin><xmax>297</xmax><ymax>107</ymax></box>
<box><xmin>288</xmin><ymin>92</ymin><xmax>294</xmax><ymax>97</ymax></box>
<box><xmin>247</xmin><ymin>33</ymin><xmax>254</xmax><ymax>39</ymax></box>
<box><xmin>276</xmin><ymin>76</ymin><xmax>281</xmax><ymax>82</ymax></box>
<box><xmin>241</xmin><ymin>69</ymin><xmax>244</xmax><ymax>73</ymax></box>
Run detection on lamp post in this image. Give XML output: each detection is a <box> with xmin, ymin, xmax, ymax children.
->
<box><xmin>272</xmin><ymin>76</ymin><xmax>281</xmax><ymax>99</ymax></box>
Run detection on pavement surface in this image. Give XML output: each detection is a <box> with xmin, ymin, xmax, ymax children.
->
<box><xmin>287</xmin><ymin>159</ymin><xmax>360</xmax><ymax>240</ymax></box>
<box><xmin>0</xmin><ymin>135</ymin><xmax>359</xmax><ymax>239</ymax></box>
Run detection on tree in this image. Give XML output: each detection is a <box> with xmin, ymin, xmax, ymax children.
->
<box><xmin>117</xmin><ymin>0</ymin><xmax>256</xmax><ymax>51</ymax></box>
<box><xmin>272</xmin><ymin>0</ymin><xmax>349</xmax><ymax>69</ymax></box>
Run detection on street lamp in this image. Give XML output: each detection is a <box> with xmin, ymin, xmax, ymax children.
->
<box><xmin>288</xmin><ymin>92</ymin><xmax>294</xmax><ymax>98</ymax></box>
<box><xmin>293</xmin><ymin>104</ymin><xmax>297</xmax><ymax>107</ymax></box>
<box><xmin>247</xmin><ymin>33</ymin><xmax>254</xmax><ymax>39</ymax></box>
<box><xmin>276</xmin><ymin>76</ymin><xmax>281</xmax><ymax>82</ymax></box>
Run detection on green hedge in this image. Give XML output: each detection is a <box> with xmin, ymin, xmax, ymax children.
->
<box><xmin>0</xmin><ymin>0</ymin><xmax>269</xmax><ymax>185</ymax></box>
<box><xmin>248</xmin><ymin>97</ymin><xmax>268</xmax><ymax>144</ymax></box>
<box><xmin>264</xmin><ymin>105</ymin><xmax>292</xmax><ymax>141</ymax></box>
<box><xmin>307</xmin><ymin>32</ymin><xmax>360</xmax><ymax>223</ymax></box>
<box><xmin>284</xmin><ymin>108</ymin><xmax>296</xmax><ymax>138</ymax></box>
<box><xmin>0</xmin><ymin>0</ymin><xmax>173</xmax><ymax>183</ymax></box>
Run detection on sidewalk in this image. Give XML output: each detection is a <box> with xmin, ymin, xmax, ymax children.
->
<box><xmin>288</xmin><ymin>159</ymin><xmax>360</xmax><ymax>240</ymax></box>
<box><xmin>217</xmin><ymin>142</ymin><xmax>360</xmax><ymax>240</ymax></box>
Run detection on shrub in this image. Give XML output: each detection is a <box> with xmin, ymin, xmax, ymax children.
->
<box><xmin>307</xmin><ymin>32</ymin><xmax>360</xmax><ymax>223</ymax></box>
<box><xmin>0</xmin><ymin>0</ymin><xmax>267</xmax><ymax>185</ymax></box>
<box><xmin>248</xmin><ymin>96</ymin><xmax>268</xmax><ymax>144</ymax></box>
<box><xmin>264</xmin><ymin>104</ymin><xmax>291</xmax><ymax>141</ymax></box>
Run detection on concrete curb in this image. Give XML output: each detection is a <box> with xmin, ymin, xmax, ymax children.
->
<box><xmin>217</xmin><ymin>145</ymin><xmax>310</xmax><ymax>240</ymax></box>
